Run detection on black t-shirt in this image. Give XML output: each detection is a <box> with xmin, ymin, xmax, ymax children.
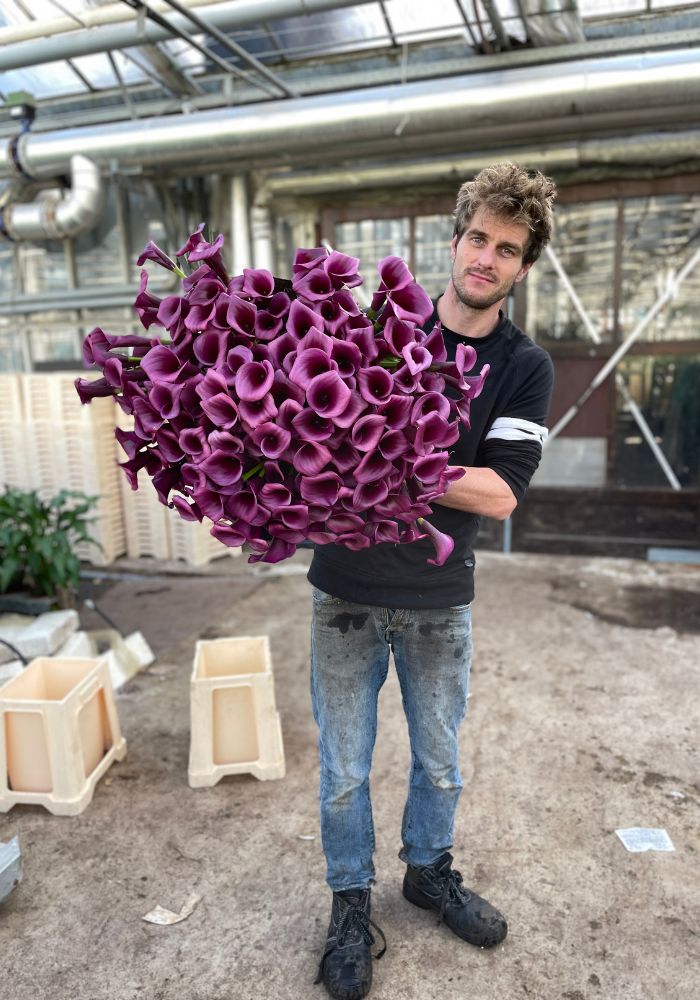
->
<box><xmin>308</xmin><ymin>305</ymin><xmax>554</xmax><ymax>608</ymax></box>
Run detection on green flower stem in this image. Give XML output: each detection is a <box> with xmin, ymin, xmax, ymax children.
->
<box><xmin>378</xmin><ymin>356</ymin><xmax>402</xmax><ymax>369</ymax></box>
<box><xmin>243</xmin><ymin>462</ymin><xmax>265</xmax><ymax>481</ymax></box>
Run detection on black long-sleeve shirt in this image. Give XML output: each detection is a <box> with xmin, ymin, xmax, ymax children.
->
<box><xmin>308</xmin><ymin>306</ymin><xmax>554</xmax><ymax>608</ymax></box>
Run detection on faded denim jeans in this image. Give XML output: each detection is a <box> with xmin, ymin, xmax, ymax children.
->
<box><xmin>310</xmin><ymin>586</ymin><xmax>473</xmax><ymax>891</ymax></box>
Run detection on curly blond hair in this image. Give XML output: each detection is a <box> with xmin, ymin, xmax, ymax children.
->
<box><xmin>453</xmin><ymin>163</ymin><xmax>557</xmax><ymax>265</ymax></box>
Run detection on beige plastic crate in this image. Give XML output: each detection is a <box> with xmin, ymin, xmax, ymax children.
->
<box><xmin>0</xmin><ymin>374</ymin><xmax>24</xmax><ymax>422</ymax></box>
<box><xmin>122</xmin><ymin>468</ymin><xmax>171</xmax><ymax>559</ymax></box>
<box><xmin>0</xmin><ymin>656</ymin><xmax>127</xmax><ymax>816</ymax></box>
<box><xmin>188</xmin><ymin>636</ymin><xmax>285</xmax><ymax>787</ymax></box>
<box><xmin>23</xmin><ymin>373</ymin><xmax>116</xmax><ymax>426</ymax></box>
<box><xmin>0</xmin><ymin>422</ymin><xmax>32</xmax><ymax>490</ymax></box>
<box><xmin>166</xmin><ymin>508</ymin><xmax>240</xmax><ymax>567</ymax></box>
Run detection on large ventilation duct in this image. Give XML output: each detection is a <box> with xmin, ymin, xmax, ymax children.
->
<box><xmin>2</xmin><ymin>49</ymin><xmax>698</xmax><ymax>181</ymax></box>
<box><xmin>264</xmin><ymin>131</ymin><xmax>700</xmax><ymax>196</ymax></box>
<box><xmin>0</xmin><ymin>156</ymin><xmax>104</xmax><ymax>241</ymax></box>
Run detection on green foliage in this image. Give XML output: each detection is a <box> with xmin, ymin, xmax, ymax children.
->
<box><xmin>0</xmin><ymin>487</ymin><xmax>100</xmax><ymax>601</ymax></box>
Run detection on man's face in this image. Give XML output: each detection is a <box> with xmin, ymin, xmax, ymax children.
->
<box><xmin>449</xmin><ymin>206</ymin><xmax>532</xmax><ymax>311</ymax></box>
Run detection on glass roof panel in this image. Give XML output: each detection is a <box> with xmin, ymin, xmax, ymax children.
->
<box><xmin>0</xmin><ymin>60</ymin><xmax>86</xmax><ymax>100</ymax></box>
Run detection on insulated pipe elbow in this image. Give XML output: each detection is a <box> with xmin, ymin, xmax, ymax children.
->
<box><xmin>2</xmin><ymin>154</ymin><xmax>104</xmax><ymax>241</ymax></box>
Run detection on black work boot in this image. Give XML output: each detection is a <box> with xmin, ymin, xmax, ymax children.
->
<box><xmin>403</xmin><ymin>852</ymin><xmax>507</xmax><ymax>948</ymax></box>
<box><xmin>315</xmin><ymin>888</ymin><xmax>386</xmax><ymax>1000</ymax></box>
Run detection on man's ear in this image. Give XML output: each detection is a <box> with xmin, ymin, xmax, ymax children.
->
<box><xmin>450</xmin><ymin>233</ymin><xmax>459</xmax><ymax>259</ymax></box>
<box><xmin>515</xmin><ymin>262</ymin><xmax>533</xmax><ymax>283</ymax></box>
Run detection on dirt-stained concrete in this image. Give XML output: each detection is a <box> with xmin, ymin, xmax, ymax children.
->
<box><xmin>1</xmin><ymin>550</ymin><xmax>698</xmax><ymax>1000</ymax></box>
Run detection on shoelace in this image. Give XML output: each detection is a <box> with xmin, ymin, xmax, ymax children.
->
<box><xmin>314</xmin><ymin>898</ymin><xmax>387</xmax><ymax>984</ymax></box>
<box><xmin>437</xmin><ymin>867</ymin><xmax>472</xmax><ymax>927</ymax></box>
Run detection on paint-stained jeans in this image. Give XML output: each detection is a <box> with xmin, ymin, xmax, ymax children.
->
<box><xmin>310</xmin><ymin>586</ymin><xmax>473</xmax><ymax>891</ymax></box>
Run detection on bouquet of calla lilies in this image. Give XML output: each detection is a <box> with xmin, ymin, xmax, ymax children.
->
<box><xmin>75</xmin><ymin>226</ymin><xmax>489</xmax><ymax>565</ymax></box>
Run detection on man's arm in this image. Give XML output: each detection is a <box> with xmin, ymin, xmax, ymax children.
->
<box><xmin>434</xmin><ymin>466</ymin><xmax>517</xmax><ymax>521</ymax></box>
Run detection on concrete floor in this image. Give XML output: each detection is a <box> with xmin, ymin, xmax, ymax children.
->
<box><xmin>1</xmin><ymin>550</ymin><xmax>698</xmax><ymax>1000</ymax></box>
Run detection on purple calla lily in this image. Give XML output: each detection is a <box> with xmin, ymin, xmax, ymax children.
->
<box><xmin>416</xmin><ymin>517</ymin><xmax>454</xmax><ymax>567</ymax></box>
<box><xmin>235</xmin><ymin>360</ymin><xmax>274</xmax><ymax>402</ymax></box>
<box><xmin>137</xmin><ymin>240</ymin><xmax>183</xmax><ymax>275</ymax></box>
<box><xmin>306</xmin><ymin>371</ymin><xmax>352</xmax><ymax>418</ymax></box>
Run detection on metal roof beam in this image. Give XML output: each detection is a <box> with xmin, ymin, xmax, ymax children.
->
<box><xmin>159</xmin><ymin>0</ymin><xmax>296</xmax><ymax>97</ymax></box>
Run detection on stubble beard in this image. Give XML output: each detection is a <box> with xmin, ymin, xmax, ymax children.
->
<box><xmin>452</xmin><ymin>262</ymin><xmax>513</xmax><ymax>311</ymax></box>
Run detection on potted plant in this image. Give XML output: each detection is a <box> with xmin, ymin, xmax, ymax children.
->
<box><xmin>0</xmin><ymin>487</ymin><xmax>99</xmax><ymax>612</ymax></box>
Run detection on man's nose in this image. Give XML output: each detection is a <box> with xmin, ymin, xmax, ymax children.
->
<box><xmin>476</xmin><ymin>243</ymin><xmax>496</xmax><ymax>268</ymax></box>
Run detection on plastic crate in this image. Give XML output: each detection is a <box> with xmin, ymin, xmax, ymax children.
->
<box><xmin>122</xmin><ymin>468</ymin><xmax>171</xmax><ymax>560</ymax></box>
<box><xmin>0</xmin><ymin>374</ymin><xmax>24</xmax><ymax>422</ymax></box>
<box><xmin>0</xmin><ymin>656</ymin><xmax>127</xmax><ymax>816</ymax></box>
<box><xmin>0</xmin><ymin>422</ymin><xmax>32</xmax><ymax>490</ymax></box>
<box><xmin>23</xmin><ymin>373</ymin><xmax>116</xmax><ymax>426</ymax></box>
<box><xmin>188</xmin><ymin>636</ymin><xmax>285</xmax><ymax>787</ymax></box>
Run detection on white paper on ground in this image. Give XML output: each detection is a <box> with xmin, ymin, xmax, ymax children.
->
<box><xmin>142</xmin><ymin>893</ymin><xmax>202</xmax><ymax>925</ymax></box>
<box><xmin>615</xmin><ymin>828</ymin><xmax>675</xmax><ymax>853</ymax></box>
<box><xmin>142</xmin><ymin>892</ymin><xmax>202</xmax><ymax>925</ymax></box>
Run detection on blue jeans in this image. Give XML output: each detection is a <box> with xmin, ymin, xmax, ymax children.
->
<box><xmin>310</xmin><ymin>586</ymin><xmax>473</xmax><ymax>891</ymax></box>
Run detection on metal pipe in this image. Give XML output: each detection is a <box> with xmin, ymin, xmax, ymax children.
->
<box><xmin>1</xmin><ymin>155</ymin><xmax>104</xmax><ymax>240</ymax></box>
<box><xmin>265</xmin><ymin>130</ymin><xmax>700</xmax><ymax>195</ymax></box>
<box><xmin>2</xmin><ymin>49</ymin><xmax>698</xmax><ymax>179</ymax></box>
<box><xmin>0</xmin><ymin>0</ymin><xmax>366</xmax><ymax>70</ymax></box>
<box><xmin>230</xmin><ymin>174</ymin><xmax>252</xmax><ymax>273</ymax></box>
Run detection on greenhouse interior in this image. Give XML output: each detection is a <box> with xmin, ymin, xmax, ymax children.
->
<box><xmin>1</xmin><ymin>5</ymin><xmax>699</xmax><ymax>1000</ymax></box>
<box><xmin>1</xmin><ymin>0</ymin><xmax>699</xmax><ymax>562</ymax></box>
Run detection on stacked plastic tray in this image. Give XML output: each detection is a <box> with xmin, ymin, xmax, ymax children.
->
<box><xmin>0</xmin><ymin>374</ymin><xmax>31</xmax><ymax>491</ymax></box>
<box><xmin>22</xmin><ymin>374</ymin><xmax>126</xmax><ymax>566</ymax></box>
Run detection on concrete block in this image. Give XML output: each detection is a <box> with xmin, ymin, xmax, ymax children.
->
<box><xmin>55</xmin><ymin>631</ymin><xmax>97</xmax><ymax>659</ymax></box>
<box><xmin>0</xmin><ymin>835</ymin><xmax>22</xmax><ymax>903</ymax></box>
<box><xmin>12</xmin><ymin>610</ymin><xmax>80</xmax><ymax>660</ymax></box>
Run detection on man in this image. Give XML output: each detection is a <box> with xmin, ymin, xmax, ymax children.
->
<box><xmin>308</xmin><ymin>163</ymin><xmax>556</xmax><ymax>999</ymax></box>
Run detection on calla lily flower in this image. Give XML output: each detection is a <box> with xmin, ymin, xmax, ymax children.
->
<box><xmin>170</xmin><ymin>494</ymin><xmax>202</xmax><ymax>521</ymax></box>
<box><xmin>353</xmin><ymin>451</ymin><xmax>394</xmax><ymax>485</ymax></box>
<box><xmin>200</xmin><ymin>450</ymin><xmax>243</xmax><ymax>487</ymax></box>
<box><xmin>378</xmin><ymin>255</ymin><xmax>414</xmax><ymax>292</ymax></box>
<box><xmin>416</xmin><ymin>517</ymin><xmax>454</xmax><ymax>567</ymax></box>
<box><xmin>291</xmin><ymin>407</ymin><xmax>334</xmax><ymax>442</ymax></box>
<box><xmin>306</xmin><ymin>371</ymin><xmax>352</xmax><ymax>418</ymax></box>
<box><xmin>292</xmin><ymin>441</ymin><xmax>332</xmax><ymax>475</ymax></box>
<box><xmin>200</xmin><ymin>392</ymin><xmax>239</xmax><ymax>429</ymax></box>
<box><xmin>242</xmin><ymin>268</ymin><xmax>275</xmax><ymax>298</ymax></box>
<box><xmin>292</xmin><ymin>247</ymin><xmax>328</xmax><ymax>273</ymax></box>
<box><xmin>140</xmin><ymin>345</ymin><xmax>188</xmax><ymax>384</ymax></box>
<box><xmin>287</xmin><ymin>299</ymin><xmax>323</xmax><ymax>340</ymax></box>
<box><xmin>227</xmin><ymin>296</ymin><xmax>257</xmax><ymax>337</ymax></box>
<box><xmin>402</xmin><ymin>343</ymin><xmax>433</xmax><ymax>376</ymax></box>
<box><xmin>351</xmin><ymin>414</ymin><xmax>386</xmax><ymax>452</ymax></box>
<box><xmin>289</xmin><ymin>348</ymin><xmax>337</xmax><ymax>389</ymax></box>
<box><xmin>389</xmin><ymin>282</ymin><xmax>434</xmax><ymax>325</ymax></box>
<box><xmin>357</xmin><ymin>366</ymin><xmax>394</xmax><ymax>404</ymax></box>
<box><xmin>235</xmin><ymin>360</ymin><xmax>274</xmax><ymax>402</ymax></box>
<box><xmin>353</xmin><ymin>480</ymin><xmax>389</xmax><ymax>507</ymax></box>
<box><xmin>134</xmin><ymin>270</ymin><xmax>163</xmax><ymax>328</ymax></box>
<box><xmin>137</xmin><ymin>240</ymin><xmax>182</xmax><ymax>274</ymax></box>
<box><xmin>323</xmin><ymin>250</ymin><xmax>362</xmax><ymax>289</ymax></box>
<box><xmin>75</xmin><ymin>376</ymin><xmax>116</xmax><ymax>404</ymax></box>
<box><xmin>250</xmin><ymin>422</ymin><xmax>291</xmax><ymax>459</ymax></box>
<box><xmin>293</xmin><ymin>268</ymin><xmax>335</xmax><ymax>301</ymax></box>
<box><xmin>299</xmin><ymin>472</ymin><xmax>342</xmax><ymax>507</ymax></box>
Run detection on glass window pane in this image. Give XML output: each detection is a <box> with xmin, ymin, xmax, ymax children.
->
<box><xmin>619</xmin><ymin>195</ymin><xmax>700</xmax><ymax>343</ymax></box>
<box><xmin>335</xmin><ymin>218</ymin><xmax>410</xmax><ymax>294</ymax></box>
<box><xmin>612</xmin><ymin>355</ymin><xmax>700</xmax><ymax>489</ymax></box>
<box><xmin>414</xmin><ymin>214</ymin><xmax>453</xmax><ymax>298</ymax></box>
<box><xmin>526</xmin><ymin>201</ymin><xmax>618</xmax><ymax>343</ymax></box>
